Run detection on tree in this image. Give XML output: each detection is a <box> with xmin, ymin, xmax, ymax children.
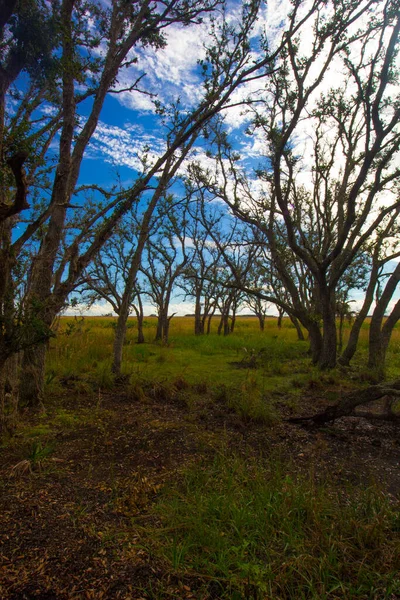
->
<box><xmin>339</xmin><ymin>213</ymin><xmax>400</xmax><ymax>367</ymax></box>
<box><xmin>5</xmin><ymin>0</ymin><xmax>287</xmax><ymax>406</ymax></box>
<box><xmin>367</xmin><ymin>261</ymin><xmax>400</xmax><ymax>379</ymax></box>
<box><xmin>195</xmin><ymin>0</ymin><xmax>400</xmax><ymax>369</ymax></box>
<box><xmin>82</xmin><ymin>207</ymin><xmax>147</xmax><ymax>345</ymax></box>
<box><xmin>140</xmin><ymin>196</ymin><xmax>190</xmax><ymax>345</ymax></box>
<box><xmin>181</xmin><ymin>200</ymin><xmax>225</xmax><ymax>335</ymax></box>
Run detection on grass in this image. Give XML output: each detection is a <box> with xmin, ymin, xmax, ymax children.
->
<box><xmin>47</xmin><ymin>316</ymin><xmax>315</xmax><ymax>391</ymax></box>
<box><xmin>149</xmin><ymin>451</ymin><xmax>400</xmax><ymax>599</ymax></box>
<box><xmin>9</xmin><ymin>314</ymin><xmax>398</xmax><ymax>598</ymax></box>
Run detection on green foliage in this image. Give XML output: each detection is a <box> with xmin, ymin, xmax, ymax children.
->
<box><xmin>151</xmin><ymin>452</ymin><xmax>400</xmax><ymax>599</ymax></box>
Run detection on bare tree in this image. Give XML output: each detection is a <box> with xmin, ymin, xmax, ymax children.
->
<box><xmin>339</xmin><ymin>214</ymin><xmax>400</xmax><ymax>368</ymax></box>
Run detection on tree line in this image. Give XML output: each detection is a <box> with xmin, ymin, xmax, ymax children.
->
<box><xmin>1</xmin><ymin>0</ymin><xmax>399</xmax><ymax>420</ymax></box>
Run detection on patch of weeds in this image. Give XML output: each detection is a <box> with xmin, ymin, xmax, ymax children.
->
<box><xmin>155</xmin><ymin>352</ymin><xmax>168</xmax><ymax>364</ymax></box>
<box><xmin>193</xmin><ymin>381</ymin><xmax>208</xmax><ymax>395</ymax></box>
<box><xmin>290</xmin><ymin>376</ymin><xmax>305</xmax><ymax>389</ymax></box>
<box><xmin>52</xmin><ymin>408</ymin><xmax>81</xmax><ymax>428</ymax></box>
<box><xmin>173</xmin><ymin>376</ymin><xmax>190</xmax><ymax>391</ymax></box>
<box><xmin>11</xmin><ymin>440</ymin><xmax>60</xmax><ymax>476</ymax></box>
<box><xmin>150</xmin><ymin>452</ymin><xmax>400</xmax><ymax>599</ymax></box>
<box><xmin>93</xmin><ymin>361</ymin><xmax>114</xmax><ymax>390</ymax></box>
<box><xmin>227</xmin><ymin>377</ymin><xmax>278</xmax><ymax>425</ymax></box>
<box><xmin>129</xmin><ymin>382</ymin><xmax>149</xmax><ymax>403</ymax></box>
<box><xmin>22</xmin><ymin>423</ymin><xmax>53</xmax><ymax>438</ymax></box>
<box><xmin>146</xmin><ymin>380</ymin><xmax>180</xmax><ymax>404</ymax></box>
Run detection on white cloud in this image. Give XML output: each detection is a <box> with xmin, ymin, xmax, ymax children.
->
<box><xmin>115</xmin><ymin>21</ymin><xmax>210</xmax><ymax>113</ymax></box>
<box><xmin>89</xmin><ymin>121</ymin><xmax>167</xmax><ymax>171</ymax></box>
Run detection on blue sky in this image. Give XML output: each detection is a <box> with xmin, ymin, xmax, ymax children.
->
<box><xmin>63</xmin><ymin>0</ymin><xmax>400</xmax><ymax>318</ymax></box>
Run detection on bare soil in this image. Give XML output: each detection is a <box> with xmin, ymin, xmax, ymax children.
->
<box><xmin>1</xmin><ymin>386</ymin><xmax>400</xmax><ymax>599</ymax></box>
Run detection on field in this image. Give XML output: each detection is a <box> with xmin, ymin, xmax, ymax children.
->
<box><xmin>1</xmin><ymin>316</ymin><xmax>400</xmax><ymax>599</ymax></box>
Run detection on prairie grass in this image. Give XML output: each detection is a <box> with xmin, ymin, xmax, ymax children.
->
<box><xmin>46</xmin><ymin>315</ymin><xmax>400</xmax><ymax>420</ymax></box>
<box><xmin>149</xmin><ymin>451</ymin><xmax>400</xmax><ymax>599</ymax></box>
<box><xmin>47</xmin><ymin>316</ymin><xmax>312</xmax><ymax>389</ymax></box>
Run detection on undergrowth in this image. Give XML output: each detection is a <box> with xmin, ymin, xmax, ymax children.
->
<box><xmin>148</xmin><ymin>451</ymin><xmax>400</xmax><ymax>599</ymax></box>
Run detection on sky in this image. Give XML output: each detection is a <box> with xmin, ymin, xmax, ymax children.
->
<box><xmin>65</xmin><ymin>0</ymin><xmax>400</xmax><ymax>318</ymax></box>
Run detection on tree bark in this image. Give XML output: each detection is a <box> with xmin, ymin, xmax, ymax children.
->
<box><xmin>339</xmin><ymin>264</ymin><xmax>378</xmax><ymax>366</ymax></box>
<box><xmin>368</xmin><ymin>299</ymin><xmax>400</xmax><ymax>380</ymax></box>
<box><xmin>289</xmin><ymin>314</ymin><xmax>304</xmax><ymax>340</ymax></box>
<box><xmin>19</xmin><ymin>344</ymin><xmax>46</xmax><ymax>408</ymax></box>
<box><xmin>318</xmin><ymin>291</ymin><xmax>337</xmax><ymax>369</ymax></box>
<box><xmin>112</xmin><ymin>314</ymin><xmax>127</xmax><ymax>375</ymax></box>
<box><xmin>194</xmin><ymin>292</ymin><xmax>203</xmax><ymax>335</ymax></box>
<box><xmin>155</xmin><ymin>310</ymin><xmax>164</xmax><ymax>342</ymax></box>
<box><xmin>307</xmin><ymin>321</ymin><xmax>323</xmax><ymax>365</ymax></box>
<box><xmin>367</xmin><ymin>263</ymin><xmax>400</xmax><ymax>379</ymax></box>
<box><xmin>133</xmin><ymin>296</ymin><xmax>145</xmax><ymax>344</ymax></box>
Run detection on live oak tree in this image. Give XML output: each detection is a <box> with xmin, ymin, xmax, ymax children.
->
<box><xmin>367</xmin><ymin>261</ymin><xmax>400</xmax><ymax>379</ymax></box>
<box><xmin>81</xmin><ymin>207</ymin><xmax>147</xmax><ymax>345</ymax></box>
<box><xmin>195</xmin><ymin>0</ymin><xmax>400</xmax><ymax>369</ymax></box>
<box><xmin>140</xmin><ymin>196</ymin><xmax>190</xmax><ymax>345</ymax></box>
<box><xmin>180</xmin><ymin>203</ymin><xmax>224</xmax><ymax>335</ymax></box>
<box><xmin>15</xmin><ymin>0</ymin><xmax>224</xmax><ymax>405</ymax></box>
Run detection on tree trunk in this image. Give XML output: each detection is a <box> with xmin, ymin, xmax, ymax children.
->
<box><xmin>19</xmin><ymin>344</ymin><xmax>46</xmax><ymax>408</ymax></box>
<box><xmin>368</xmin><ymin>298</ymin><xmax>400</xmax><ymax>380</ymax></box>
<box><xmin>137</xmin><ymin>319</ymin><xmax>145</xmax><ymax>344</ymax></box>
<box><xmin>318</xmin><ymin>292</ymin><xmax>337</xmax><ymax>369</ymax></box>
<box><xmin>230</xmin><ymin>311</ymin><xmax>236</xmax><ymax>333</ymax></box>
<box><xmin>338</xmin><ymin>312</ymin><xmax>344</xmax><ymax>353</ymax></box>
<box><xmin>155</xmin><ymin>311</ymin><xmax>163</xmax><ymax>341</ymax></box>
<box><xmin>223</xmin><ymin>312</ymin><xmax>230</xmax><ymax>336</ymax></box>
<box><xmin>194</xmin><ymin>293</ymin><xmax>203</xmax><ymax>335</ymax></box>
<box><xmin>217</xmin><ymin>315</ymin><xmax>223</xmax><ymax>335</ymax></box>
<box><xmin>367</xmin><ymin>263</ymin><xmax>400</xmax><ymax>379</ymax></box>
<box><xmin>307</xmin><ymin>321</ymin><xmax>323</xmax><ymax>364</ymax></box>
<box><xmin>0</xmin><ymin>353</ymin><xmax>20</xmax><ymax>438</ymax></box>
<box><xmin>112</xmin><ymin>312</ymin><xmax>128</xmax><ymax>375</ymax></box>
<box><xmin>164</xmin><ymin>314</ymin><xmax>175</xmax><ymax>344</ymax></box>
<box><xmin>287</xmin><ymin>380</ymin><xmax>400</xmax><ymax>425</ymax></box>
<box><xmin>258</xmin><ymin>314</ymin><xmax>265</xmax><ymax>331</ymax></box>
<box><xmin>132</xmin><ymin>299</ymin><xmax>145</xmax><ymax>344</ymax></box>
<box><xmin>206</xmin><ymin>311</ymin><xmax>214</xmax><ymax>335</ymax></box>
<box><xmin>339</xmin><ymin>264</ymin><xmax>378</xmax><ymax>366</ymax></box>
<box><xmin>289</xmin><ymin>314</ymin><xmax>304</xmax><ymax>340</ymax></box>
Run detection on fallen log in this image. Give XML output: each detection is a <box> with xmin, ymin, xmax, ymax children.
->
<box><xmin>287</xmin><ymin>379</ymin><xmax>400</xmax><ymax>425</ymax></box>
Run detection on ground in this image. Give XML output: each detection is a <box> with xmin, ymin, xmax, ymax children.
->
<box><xmin>1</xmin><ymin>380</ymin><xmax>400</xmax><ymax>600</ymax></box>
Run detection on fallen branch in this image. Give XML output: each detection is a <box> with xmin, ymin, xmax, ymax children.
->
<box><xmin>287</xmin><ymin>379</ymin><xmax>400</xmax><ymax>425</ymax></box>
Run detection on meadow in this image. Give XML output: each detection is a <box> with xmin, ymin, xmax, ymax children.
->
<box><xmin>1</xmin><ymin>316</ymin><xmax>400</xmax><ymax>599</ymax></box>
<box><xmin>47</xmin><ymin>315</ymin><xmax>400</xmax><ymax>393</ymax></box>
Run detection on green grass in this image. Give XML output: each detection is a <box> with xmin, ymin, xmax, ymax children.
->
<box><xmin>148</xmin><ymin>451</ymin><xmax>400</xmax><ymax>599</ymax></box>
<box><xmin>46</xmin><ymin>316</ymin><xmax>313</xmax><ymax>392</ymax></box>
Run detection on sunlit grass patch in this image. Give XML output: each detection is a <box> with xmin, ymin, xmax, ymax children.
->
<box><xmin>149</xmin><ymin>452</ymin><xmax>400</xmax><ymax>599</ymax></box>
